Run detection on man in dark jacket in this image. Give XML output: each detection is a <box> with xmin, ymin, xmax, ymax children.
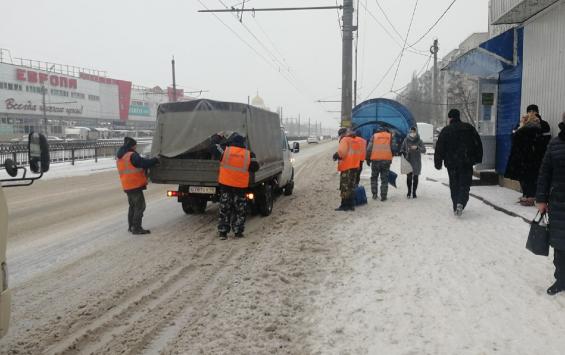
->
<box><xmin>434</xmin><ymin>109</ymin><xmax>483</xmax><ymax>216</ymax></box>
<box><xmin>537</xmin><ymin>112</ymin><xmax>565</xmax><ymax>295</ymax></box>
<box><xmin>116</xmin><ymin>137</ymin><xmax>159</xmax><ymax>235</ymax></box>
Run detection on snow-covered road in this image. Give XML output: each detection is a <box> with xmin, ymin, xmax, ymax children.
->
<box><xmin>1</xmin><ymin>144</ymin><xmax>564</xmax><ymax>354</ymax></box>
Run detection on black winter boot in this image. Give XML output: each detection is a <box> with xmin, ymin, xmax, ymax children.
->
<box><xmin>412</xmin><ymin>175</ymin><xmax>419</xmax><ymax>199</ymax></box>
<box><xmin>335</xmin><ymin>199</ymin><xmax>348</xmax><ymax>211</ymax></box>
<box><xmin>547</xmin><ymin>281</ymin><xmax>565</xmax><ymax>296</ymax></box>
<box><xmin>407</xmin><ymin>174</ymin><xmax>412</xmax><ymax>198</ymax></box>
<box><xmin>131</xmin><ymin>227</ymin><xmax>151</xmax><ymax>235</ymax></box>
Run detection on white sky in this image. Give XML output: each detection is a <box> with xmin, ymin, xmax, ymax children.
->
<box><xmin>0</xmin><ymin>0</ymin><xmax>490</xmax><ymax>129</ymax></box>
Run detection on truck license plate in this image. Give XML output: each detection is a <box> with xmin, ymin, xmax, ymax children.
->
<box><xmin>189</xmin><ymin>186</ymin><xmax>216</xmax><ymax>194</ymax></box>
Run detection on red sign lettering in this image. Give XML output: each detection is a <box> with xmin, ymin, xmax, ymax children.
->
<box><xmin>16</xmin><ymin>69</ymin><xmax>26</xmax><ymax>81</ymax></box>
<box><xmin>27</xmin><ymin>71</ymin><xmax>38</xmax><ymax>83</ymax></box>
<box><xmin>38</xmin><ymin>73</ymin><xmax>48</xmax><ymax>84</ymax></box>
<box><xmin>49</xmin><ymin>76</ymin><xmax>59</xmax><ymax>86</ymax></box>
<box><xmin>68</xmin><ymin>79</ymin><xmax>77</xmax><ymax>89</ymax></box>
<box><xmin>59</xmin><ymin>77</ymin><xmax>68</xmax><ymax>88</ymax></box>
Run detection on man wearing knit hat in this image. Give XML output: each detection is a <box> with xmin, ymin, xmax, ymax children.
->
<box><xmin>434</xmin><ymin>109</ymin><xmax>483</xmax><ymax>216</ymax></box>
<box><xmin>116</xmin><ymin>137</ymin><xmax>159</xmax><ymax>235</ymax></box>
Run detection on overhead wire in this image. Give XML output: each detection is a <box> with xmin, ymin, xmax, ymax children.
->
<box><xmin>374</xmin><ymin>0</ymin><xmax>404</xmax><ymax>43</ymax></box>
<box><xmin>211</xmin><ymin>0</ymin><xmax>331</xmax><ymax>114</ymax></box>
<box><xmin>390</xmin><ymin>0</ymin><xmax>419</xmax><ymax>92</ymax></box>
<box><xmin>359</xmin><ymin>1</ymin><xmax>428</xmax><ymax>57</ymax></box>
<box><xmin>408</xmin><ymin>0</ymin><xmax>458</xmax><ymax>48</ymax></box>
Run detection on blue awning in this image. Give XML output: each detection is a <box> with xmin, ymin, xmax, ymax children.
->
<box><xmin>442</xmin><ymin>29</ymin><xmax>516</xmax><ymax>79</ymax></box>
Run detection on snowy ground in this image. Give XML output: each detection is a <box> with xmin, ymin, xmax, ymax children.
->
<box><xmin>1</xmin><ymin>143</ymin><xmax>564</xmax><ymax>354</ymax></box>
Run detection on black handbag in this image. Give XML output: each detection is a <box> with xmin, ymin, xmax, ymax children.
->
<box><xmin>526</xmin><ymin>212</ymin><xmax>550</xmax><ymax>256</ymax></box>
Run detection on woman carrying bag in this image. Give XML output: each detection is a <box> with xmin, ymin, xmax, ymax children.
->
<box><xmin>401</xmin><ymin>127</ymin><xmax>426</xmax><ymax>199</ymax></box>
<box><xmin>536</xmin><ymin>113</ymin><xmax>565</xmax><ymax>295</ymax></box>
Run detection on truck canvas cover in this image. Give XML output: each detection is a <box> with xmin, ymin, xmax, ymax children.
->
<box><xmin>150</xmin><ymin>99</ymin><xmax>284</xmax><ymax>186</ymax></box>
<box><xmin>152</xmin><ymin>99</ymin><xmax>282</xmax><ymax>163</ymax></box>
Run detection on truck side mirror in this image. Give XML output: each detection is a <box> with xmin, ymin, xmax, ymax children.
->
<box><xmin>292</xmin><ymin>142</ymin><xmax>300</xmax><ymax>153</ymax></box>
<box><xmin>28</xmin><ymin>132</ymin><xmax>50</xmax><ymax>174</ymax></box>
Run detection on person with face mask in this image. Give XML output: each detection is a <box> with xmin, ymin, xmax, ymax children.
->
<box><xmin>401</xmin><ymin>127</ymin><xmax>426</xmax><ymax>198</ymax></box>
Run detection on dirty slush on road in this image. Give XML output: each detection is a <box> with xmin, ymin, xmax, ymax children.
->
<box><xmin>2</xmin><ymin>144</ymin><xmax>347</xmax><ymax>354</ymax></box>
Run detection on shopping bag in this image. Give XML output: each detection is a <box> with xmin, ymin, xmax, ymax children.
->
<box><xmin>388</xmin><ymin>170</ymin><xmax>398</xmax><ymax>188</ymax></box>
<box><xmin>400</xmin><ymin>156</ymin><xmax>413</xmax><ymax>175</ymax></box>
<box><xmin>354</xmin><ymin>185</ymin><xmax>368</xmax><ymax>206</ymax></box>
<box><xmin>526</xmin><ymin>212</ymin><xmax>550</xmax><ymax>256</ymax></box>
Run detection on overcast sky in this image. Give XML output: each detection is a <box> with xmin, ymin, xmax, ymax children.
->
<box><xmin>1</xmin><ymin>0</ymin><xmax>490</xmax><ymax>129</ymax></box>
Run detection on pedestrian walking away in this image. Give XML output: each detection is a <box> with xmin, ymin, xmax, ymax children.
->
<box><xmin>536</xmin><ymin>112</ymin><xmax>565</xmax><ymax>295</ymax></box>
<box><xmin>215</xmin><ymin>133</ymin><xmax>259</xmax><ymax>240</ymax></box>
<box><xmin>505</xmin><ymin>104</ymin><xmax>548</xmax><ymax>206</ymax></box>
<box><xmin>367</xmin><ymin>128</ymin><xmax>393</xmax><ymax>201</ymax></box>
<box><xmin>333</xmin><ymin>128</ymin><xmax>358</xmax><ymax>211</ymax></box>
<box><xmin>401</xmin><ymin>126</ymin><xmax>426</xmax><ymax>199</ymax></box>
<box><xmin>434</xmin><ymin>109</ymin><xmax>483</xmax><ymax>216</ymax></box>
<box><xmin>116</xmin><ymin>137</ymin><xmax>159</xmax><ymax>235</ymax></box>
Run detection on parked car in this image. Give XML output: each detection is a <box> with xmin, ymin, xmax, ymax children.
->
<box><xmin>307</xmin><ymin>135</ymin><xmax>319</xmax><ymax>144</ymax></box>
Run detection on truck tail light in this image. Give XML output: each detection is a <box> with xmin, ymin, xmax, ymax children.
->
<box><xmin>246</xmin><ymin>193</ymin><xmax>254</xmax><ymax>200</ymax></box>
<box><xmin>167</xmin><ymin>191</ymin><xmax>179</xmax><ymax>197</ymax></box>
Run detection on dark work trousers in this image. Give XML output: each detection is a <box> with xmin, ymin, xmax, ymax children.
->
<box><xmin>407</xmin><ymin>173</ymin><xmax>419</xmax><ymax>195</ymax></box>
<box><xmin>554</xmin><ymin>249</ymin><xmax>565</xmax><ymax>285</ymax></box>
<box><xmin>355</xmin><ymin>164</ymin><xmax>363</xmax><ymax>187</ymax></box>
<box><xmin>371</xmin><ymin>161</ymin><xmax>391</xmax><ymax>198</ymax></box>
<box><xmin>127</xmin><ymin>189</ymin><xmax>146</xmax><ymax>229</ymax></box>
<box><xmin>520</xmin><ymin>176</ymin><xmax>538</xmax><ymax>198</ymax></box>
<box><xmin>218</xmin><ymin>188</ymin><xmax>247</xmax><ymax>234</ymax></box>
<box><xmin>447</xmin><ymin>165</ymin><xmax>473</xmax><ymax>211</ymax></box>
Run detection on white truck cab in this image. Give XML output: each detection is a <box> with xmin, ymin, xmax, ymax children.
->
<box><xmin>279</xmin><ymin>128</ymin><xmax>299</xmax><ymax>196</ymax></box>
<box><xmin>0</xmin><ymin>132</ymin><xmax>50</xmax><ymax>338</ymax></box>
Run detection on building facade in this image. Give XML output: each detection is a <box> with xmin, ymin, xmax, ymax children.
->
<box><xmin>0</xmin><ymin>50</ymin><xmax>185</xmax><ymax>140</ymax></box>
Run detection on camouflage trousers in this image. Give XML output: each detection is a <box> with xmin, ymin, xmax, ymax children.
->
<box><xmin>218</xmin><ymin>188</ymin><xmax>247</xmax><ymax>234</ymax></box>
<box><xmin>371</xmin><ymin>160</ymin><xmax>391</xmax><ymax>198</ymax></box>
<box><xmin>340</xmin><ymin>169</ymin><xmax>357</xmax><ymax>200</ymax></box>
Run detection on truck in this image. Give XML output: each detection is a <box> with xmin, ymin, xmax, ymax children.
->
<box><xmin>0</xmin><ymin>132</ymin><xmax>50</xmax><ymax>338</ymax></box>
<box><xmin>149</xmin><ymin>99</ymin><xmax>299</xmax><ymax>216</ymax></box>
<box><xmin>416</xmin><ymin>122</ymin><xmax>434</xmax><ymax>145</ymax></box>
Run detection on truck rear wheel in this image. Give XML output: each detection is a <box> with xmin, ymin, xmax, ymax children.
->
<box><xmin>256</xmin><ymin>184</ymin><xmax>274</xmax><ymax>217</ymax></box>
<box><xmin>182</xmin><ymin>196</ymin><xmax>207</xmax><ymax>215</ymax></box>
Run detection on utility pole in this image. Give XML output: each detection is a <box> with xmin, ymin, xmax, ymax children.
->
<box><xmin>353</xmin><ymin>0</ymin><xmax>360</xmax><ymax>108</ymax></box>
<box><xmin>171</xmin><ymin>56</ymin><xmax>177</xmax><ymax>102</ymax></box>
<box><xmin>298</xmin><ymin>114</ymin><xmax>301</xmax><ymax>137</ymax></box>
<box><xmin>341</xmin><ymin>0</ymin><xmax>355</xmax><ymax>128</ymax></box>
<box><xmin>308</xmin><ymin>117</ymin><xmax>311</xmax><ymax>136</ymax></box>
<box><xmin>430</xmin><ymin>39</ymin><xmax>439</xmax><ymax>125</ymax></box>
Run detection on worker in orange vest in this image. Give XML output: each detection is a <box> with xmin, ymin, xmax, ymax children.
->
<box><xmin>333</xmin><ymin>128</ymin><xmax>358</xmax><ymax>211</ymax></box>
<box><xmin>366</xmin><ymin>128</ymin><xmax>393</xmax><ymax>201</ymax></box>
<box><xmin>351</xmin><ymin>130</ymin><xmax>367</xmax><ymax>186</ymax></box>
<box><xmin>116</xmin><ymin>137</ymin><xmax>159</xmax><ymax>235</ymax></box>
<box><xmin>216</xmin><ymin>134</ymin><xmax>259</xmax><ymax>240</ymax></box>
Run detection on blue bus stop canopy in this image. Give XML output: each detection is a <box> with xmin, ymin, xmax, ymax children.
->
<box><xmin>352</xmin><ymin>98</ymin><xmax>416</xmax><ymax>153</ymax></box>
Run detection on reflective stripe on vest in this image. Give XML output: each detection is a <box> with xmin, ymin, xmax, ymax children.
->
<box><xmin>117</xmin><ymin>151</ymin><xmax>148</xmax><ymax>191</ymax></box>
<box><xmin>218</xmin><ymin>146</ymin><xmax>251</xmax><ymax>188</ymax></box>
<box><xmin>337</xmin><ymin>137</ymin><xmax>359</xmax><ymax>172</ymax></box>
<box><xmin>350</xmin><ymin>137</ymin><xmax>366</xmax><ymax>165</ymax></box>
<box><xmin>370</xmin><ymin>132</ymin><xmax>393</xmax><ymax>161</ymax></box>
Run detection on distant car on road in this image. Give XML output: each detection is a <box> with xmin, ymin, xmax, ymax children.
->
<box><xmin>307</xmin><ymin>135</ymin><xmax>319</xmax><ymax>144</ymax></box>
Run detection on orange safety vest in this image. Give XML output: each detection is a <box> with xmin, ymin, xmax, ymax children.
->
<box><xmin>351</xmin><ymin>136</ymin><xmax>367</xmax><ymax>166</ymax></box>
<box><xmin>337</xmin><ymin>136</ymin><xmax>359</xmax><ymax>172</ymax></box>
<box><xmin>370</xmin><ymin>132</ymin><xmax>393</xmax><ymax>161</ymax></box>
<box><xmin>116</xmin><ymin>151</ymin><xmax>148</xmax><ymax>191</ymax></box>
<box><xmin>218</xmin><ymin>146</ymin><xmax>251</xmax><ymax>188</ymax></box>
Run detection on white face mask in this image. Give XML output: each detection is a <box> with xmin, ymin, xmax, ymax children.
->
<box><xmin>409</xmin><ymin>133</ymin><xmax>417</xmax><ymax>138</ymax></box>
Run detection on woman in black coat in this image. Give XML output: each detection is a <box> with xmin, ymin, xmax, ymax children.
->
<box><xmin>505</xmin><ymin>114</ymin><xmax>544</xmax><ymax>206</ymax></box>
<box><xmin>537</xmin><ymin>113</ymin><xmax>565</xmax><ymax>295</ymax></box>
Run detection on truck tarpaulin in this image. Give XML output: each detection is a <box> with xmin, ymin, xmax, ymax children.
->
<box><xmin>151</xmin><ymin>99</ymin><xmax>283</xmax><ymax>165</ymax></box>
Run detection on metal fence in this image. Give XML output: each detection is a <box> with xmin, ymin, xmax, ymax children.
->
<box><xmin>0</xmin><ymin>141</ymin><xmax>151</xmax><ymax>166</ymax></box>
